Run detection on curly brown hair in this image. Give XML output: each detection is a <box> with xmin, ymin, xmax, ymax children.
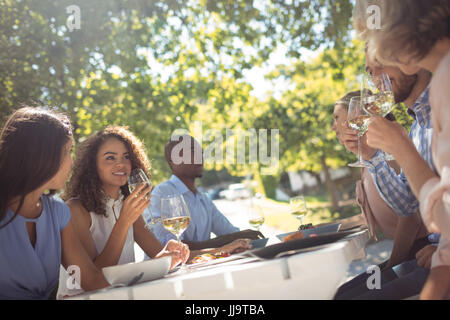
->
<box><xmin>63</xmin><ymin>126</ymin><xmax>151</xmax><ymax>217</ymax></box>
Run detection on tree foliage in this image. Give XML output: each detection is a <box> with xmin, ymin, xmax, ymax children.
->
<box><xmin>1</xmin><ymin>0</ymin><xmax>378</xmax><ymax>187</ymax></box>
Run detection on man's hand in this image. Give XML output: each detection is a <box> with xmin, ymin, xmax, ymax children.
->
<box><xmin>366</xmin><ymin>117</ymin><xmax>412</xmax><ymax>157</ymax></box>
<box><xmin>218</xmin><ymin>239</ymin><xmax>252</xmax><ymax>255</ymax></box>
<box><xmin>416</xmin><ymin>245</ymin><xmax>437</xmax><ymax>269</ymax></box>
<box><xmin>341</xmin><ymin>124</ymin><xmax>378</xmax><ymax>160</ymax></box>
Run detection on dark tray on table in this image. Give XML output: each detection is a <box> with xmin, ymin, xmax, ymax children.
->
<box><xmin>246</xmin><ymin>229</ymin><xmax>365</xmax><ymax>260</ymax></box>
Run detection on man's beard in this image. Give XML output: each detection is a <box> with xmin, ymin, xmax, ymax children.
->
<box><xmin>394</xmin><ymin>74</ymin><xmax>418</xmax><ymax>104</ymax></box>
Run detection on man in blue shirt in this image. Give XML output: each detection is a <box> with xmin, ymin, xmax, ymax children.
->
<box><xmin>148</xmin><ymin>135</ymin><xmax>263</xmax><ymax>250</ymax></box>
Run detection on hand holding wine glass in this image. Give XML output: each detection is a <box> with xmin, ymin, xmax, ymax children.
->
<box><xmin>361</xmin><ymin>72</ymin><xmax>396</xmax><ymax>161</ymax></box>
<box><xmin>160</xmin><ymin>195</ymin><xmax>191</xmax><ymax>269</ymax></box>
<box><xmin>118</xmin><ymin>183</ymin><xmax>151</xmax><ymax>228</ymax></box>
<box><xmin>128</xmin><ymin>168</ymin><xmax>160</xmax><ymax>227</ymax></box>
<box><xmin>155</xmin><ymin>239</ymin><xmax>190</xmax><ymax>269</ymax></box>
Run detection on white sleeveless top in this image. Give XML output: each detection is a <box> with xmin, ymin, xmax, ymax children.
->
<box><xmin>57</xmin><ymin>193</ymin><xmax>135</xmax><ymax>299</ymax></box>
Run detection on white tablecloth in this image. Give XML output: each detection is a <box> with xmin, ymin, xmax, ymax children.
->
<box><xmin>68</xmin><ymin>230</ymin><xmax>369</xmax><ymax>300</ymax></box>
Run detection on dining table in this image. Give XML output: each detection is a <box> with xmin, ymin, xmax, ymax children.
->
<box><xmin>66</xmin><ymin>228</ymin><xmax>370</xmax><ymax>300</ymax></box>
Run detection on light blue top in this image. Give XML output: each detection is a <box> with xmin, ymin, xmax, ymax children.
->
<box><xmin>0</xmin><ymin>195</ymin><xmax>71</xmax><ymax>300</ymax></box>
<box><xmin>147</xmin><ymin>175</ymin><xmax>239</xmax><ymax>245</ymax></box>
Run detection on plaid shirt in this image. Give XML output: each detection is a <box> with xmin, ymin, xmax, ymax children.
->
<box><xmin>364</xmin><ymin>87</ymin><xmax>435</xmax><ymax>217</ymax></box>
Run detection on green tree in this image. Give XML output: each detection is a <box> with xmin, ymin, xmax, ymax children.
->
<box><xmin>1</xmin><ymin>0</ymin><xmax>359</xmax><ymax>186</ymax></box>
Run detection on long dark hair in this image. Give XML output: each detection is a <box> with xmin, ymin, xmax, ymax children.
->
<box><xmin>62</xmin><ymin>126</ymin><xmax>151</xmax><ymax>217</ymax></box>
<box><xmin>0</xmin><ymin>107</ymin><xmax>72</xmax><ymax>228</ymax></box>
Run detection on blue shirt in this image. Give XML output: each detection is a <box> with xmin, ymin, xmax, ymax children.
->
<box><xmin>147</xmin><ymin>175</ymin><xmax>239</xmax><ymax>245</ymax></box>
<box><xmin>0</xmin><ymin>196</ymin><xmax>71</xmax><ymax>300</ymax></box>
<box><xmin>364</xmin><ymin>87</ymin><xmax>435</xmax><ymax>217</ymax></box>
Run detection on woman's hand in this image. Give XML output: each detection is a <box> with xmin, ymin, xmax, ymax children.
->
<box><xmin>341</xmin><ymin>123</ymin><xmax>378</xmax><ymax>160</ymax></box>
<box><xmin>118</xmin><ymin>183</ymin><xmax>151</xmax><ymax>228</ymax></box>
<box><xmin>156</xmin><ymin>239</ymin><xmax>190</xmax><ymax>269</ymax></box>
<box><xmin>217</xmin><ymin>238</ymin><xmax>252</xmax><ymax>255</ymax></box>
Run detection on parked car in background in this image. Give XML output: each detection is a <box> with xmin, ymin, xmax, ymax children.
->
<box><xmin>219</xmin><ymin>183</ymin><xmax>251</xmax><ymax>201</ymax></box>
<box><xmin>206</xmin><ymin>186</ymin><xmax>226</xmax><ymax>200</ymax></box>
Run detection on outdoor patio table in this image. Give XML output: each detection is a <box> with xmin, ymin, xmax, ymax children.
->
<box><xmin>67</xmin><ymin>229</ymin><xmax>369</xmax><ymax>300</ymax></box>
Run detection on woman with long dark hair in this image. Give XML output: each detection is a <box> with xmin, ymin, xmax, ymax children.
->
<box><xmin>0</xmin><ymin>107</ymin><xmax>109</xmax><ymax>299</ymax></box>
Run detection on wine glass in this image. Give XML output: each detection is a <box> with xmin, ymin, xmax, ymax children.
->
<box><xmin>160</xmin><ymin>195</ymin><xmax>191</xmax><ymax>269</ymax></box>
<box><xmin>248</xmin><ymin>199</ymin><xmax>265</xmax><ymax>231</ymax></box>
<box><xmin>128</xmin><ymin>168</ymin><xmax>160</xmax><ymax>228</ymax></box>
<box><xmin>347</xmin><ymin>96</ymin><xmax>372</xmax><ymax>168</ymax></box>
<box><xmin>290</xmin><ymin>195</ymin><xmax>308</xmax><ymax>228</ymax></box>
<box><xmin>361</xmin><ymin>72</ymin><xmax>395</xmax><ymax>161</ymax></box>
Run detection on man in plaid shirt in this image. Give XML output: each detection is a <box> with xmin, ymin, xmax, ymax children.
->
<box><xmin>335</xmin><ymin>55</ymin><xmax>438</xmax><ymax>299</ymax></box>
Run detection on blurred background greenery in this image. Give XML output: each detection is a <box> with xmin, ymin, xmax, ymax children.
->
<box><xmin>0</xmin><ymin>0</ymin><xmax>413</xmax><ymax>226</ymax></box>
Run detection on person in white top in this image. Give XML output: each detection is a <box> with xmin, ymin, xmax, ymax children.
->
<box><xmin>57</xmin><ymin>126</ymin><xmax>189</xmax><ymax>298</ymax></box>
<box><xmin>354</xmin><ymin>0</ymin><xmax>450</xmax><ymax>299</ymax></box>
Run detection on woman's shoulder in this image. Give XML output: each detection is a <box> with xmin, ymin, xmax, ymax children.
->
<box><xmin>65</xmin><ymin>197</ymin><xmax>90</xmax><ymax>220</ymax></box>
<box><xmin>44</xmin><ymin>195</ymin><xmax>72</xmax><ymax>231</ymax></box>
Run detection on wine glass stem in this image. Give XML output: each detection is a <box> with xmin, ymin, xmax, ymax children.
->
<box><xmin>177</xmin><ymin>234</ymin><xmax>186</xmax><ymax>271</ymax></box>
<box><xmin>357</xmin><ymin>134</ymin><xmax>363</xmax><ymax>163</ymax></box>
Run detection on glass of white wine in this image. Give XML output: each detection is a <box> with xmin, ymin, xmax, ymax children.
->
<box><xmin>347</xmin><ymin>96</ymin><xmax>372</xmax><ymax>168</ymax></box>
<box><xmin>161</xmin><ymin>195</ymin><xmax>191</xmax><ymax>269</ymax></box>
<box><xmin>290</xmin><ymin>195</ymin><xmax>308</xmax><ymax>228</ymax></box>
<box><xmin>128</xmin><ymin>168</ymin><xmax>160</xmax><ymax>227</ymax></box>
<box><xmin>248</xmin><ymin>200</ymin><xmax>265</xmax><ymax>231</ymax></box>
<box><xmin>361</xmin><ymin>72</ymin><xmax>395</xmax><ymax>161</ymax></box>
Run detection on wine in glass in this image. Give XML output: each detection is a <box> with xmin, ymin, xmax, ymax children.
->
<box><xmin>128</xmin><ymin>168</ymin><xmax>160</xmax><ymax>227</ymax></box>
<box><xmin>361</xmin><ymin>72</ymin><xmax>394</xmax><ymax>116</ymax></box>
<box><xmin>361</xmin><ymin>72</ymin><xmax>395</xmax><ymax>160</ymax></box>
<box><xmin>347</xmin><ymin>96</ymin><xmax>372</xmax><ymax>168</ymax></box>
<box><xmin>161</xmin><ymin>195</ymin><xmax>191</xmax><ymax>269</ymax></box>
<box><xmin>248</xmin><ymin>200</ymin><xmax>265</xmax><ymax>231</ymax></box>
<box><xmin>290</xmin><ymin>195</ymin><xmax>308</xmax><ymax>228</ymax></box>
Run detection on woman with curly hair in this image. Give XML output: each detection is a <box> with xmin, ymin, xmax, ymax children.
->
<box><xmin>0</xmin><ymin>107</ymin><xmax>109</xmax><ymax>300</ymax></box>
<box><xmin>57</xmin><ymin>126</ymin><xmax>189</xmax><ymax>298</ymax></box>
<box><xmin>354</xmin><ymin>0</ymin><xmax>450</xmax><ymax>299</ymax></box>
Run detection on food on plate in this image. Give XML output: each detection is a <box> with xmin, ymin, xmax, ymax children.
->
<box><xmin>298</xmin><ymin>223</ymin><xmax>314</xmax><ymax>231</ymax></box>
<box><xmin>282</xmin><ymin>231</ymin><xmax>305</xmax><ymax>242</ymax></box>
<box><xmin>189</xmin><ymin>252</ymin><xmax>231</xmax><ymax>264</ymax></box>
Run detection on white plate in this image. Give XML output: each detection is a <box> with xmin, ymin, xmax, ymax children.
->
<box><xmin>102</xmin><ymin>256</ymin><xmax>171</xmax><ymax>286</ymax></box>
